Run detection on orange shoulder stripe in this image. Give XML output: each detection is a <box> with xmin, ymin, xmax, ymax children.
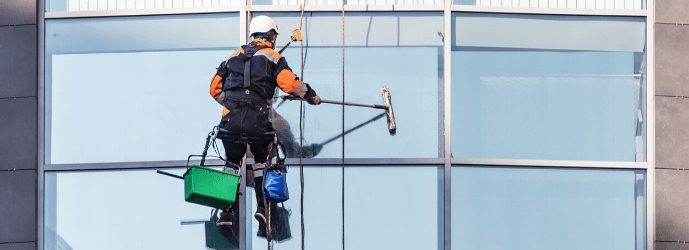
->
<box><xmin>228</xmin><ymin>48</ymin><xmax>244</xmax><ymax>59</ymax></box>
<box><xmin>258</xmin><ymin>48</ymin><xmax>283</xmax><ymax>60</ymax></box>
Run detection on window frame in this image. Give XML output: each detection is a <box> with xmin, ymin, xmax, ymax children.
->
<box><xmin>37</xmin><ymin>1</ymin><xmax>656</xmax><ymax>250</ymax></box>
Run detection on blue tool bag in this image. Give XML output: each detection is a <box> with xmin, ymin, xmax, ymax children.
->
<box><xmin>264</xmin><ymin>141</ymin><xmax>289</xmax><ymax>203</ymax></box>
<box><xmin>264</xmin><ymin>170</ymin><xmax>289</xmax><ymax>203</ymax></box>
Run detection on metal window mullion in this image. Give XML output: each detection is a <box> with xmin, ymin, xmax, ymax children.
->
<box><xmin>43</xmin><ymin>158</ymin><xmax>448</xmax><ymax>171</ymax></box>
<box><xmin>450</xmin><ymin>4</ymin><xmax>647</xmax><ymax>15</ymax></box>
<box><xmin>451</xmin><ymin>158</ymin><xmax>648</xmax><ymax>169</ymax></box>
<box><xmin>443</xmin><ymin>0</ymin><xmax>451</xmax><ymax>248</ymax></box>
<box><xmin>645</xmin><ymin>0</ymin><xmax>654</xmax><ymax>248</ymax></box>
<box><xmin>38</xmin><ymin>0</ymin><xmax>46</xmax><ymax>250</ymax></box>
<box><xmin>42</xmin><ymin>4</ymin><xmax>650</xmax><ymax>19</ymax></box>
<box><xmin>238</xmin><ymin>3</ymin><xmax>247</xmax><ymax>248</ymax></box>
<box><xmin>42</xmin><ymin>157</ymin><xmax>651</xmax><ymax>171</ymax></box>
<box><xmin>44</xmin><ymin>5</ymin><xmax>242</xmax><ymax>19</ymax></box>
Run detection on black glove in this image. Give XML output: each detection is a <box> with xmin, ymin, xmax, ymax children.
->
<box><xmin>303</xmin><ymin>83</ymin><xmax>321</xmax><ymax>105</ymax></box>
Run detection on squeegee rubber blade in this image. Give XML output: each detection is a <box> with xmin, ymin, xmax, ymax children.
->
<box><xmin>381</xmin><ymin>86</ymin><xmax>396</xmax><ymax>135</ymax></box>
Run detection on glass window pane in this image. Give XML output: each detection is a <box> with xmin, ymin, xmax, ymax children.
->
<box><xmin>45</xmin><ymin>14</ymin><xmax>239</xmax><ymax>164</ymax></box>
<box><xmin>451</xmin><ymin>166</ymin><xmax>646</xmax><ymax>250</ymax></box>
<box><xmin>451</xmin><ymin>13</ymin><xmax>647</xmax><ymax>162</ymax></box>
<box><xmin>452</xmin><ymin>0</ymin><xmax>645</xmax><ymax>10</ymax></box>
<box><xmin>47</xmin><ymin>0</ymin><xmax>237</xmax><ymax>12</ymax></box>
<box><xmin>248</xmin><ymin>165</ymin><xmax>442</xmax><ymax>249</ymax></box>
<box><xmin>251</xmin><ymin>0</ymin><xmax>443</xmax><ymax>6</ymax></box>
<box><xmin>45</xmin><ymin>166</ymin><xmax>441</xmax><ymax>250</ymax></box>
<box><xmin>45</xmin><ymin>168</ymin><xmax>218</xmax><ymax>250</ymax></box>
<box><xmin>262</xmin><ymin>12</ymin><xmax>443</xmax><ymax>159</ymax></box>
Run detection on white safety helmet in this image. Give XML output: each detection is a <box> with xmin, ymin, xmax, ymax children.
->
<box><xmin>249</xmin><ymin>15</ymin><xmax>280</xmax><ymax>38</ymax></box>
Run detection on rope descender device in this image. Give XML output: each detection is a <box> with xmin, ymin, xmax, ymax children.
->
<box><xmin>277</xmin><ymin>29</ymin><xmax>303</xmax><ymax>54</ymax></box>
<box><xmin>291</xmin><ymin>29</ymin><xmax>303</xmax><ymax>42</ymax></box>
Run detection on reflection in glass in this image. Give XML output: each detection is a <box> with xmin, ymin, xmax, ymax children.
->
<box><xmin>451</xmin><ymin>13</ymin><xmax>647</xmax><ymax>162</ymax></box>
<box><xmin>45</xmin><ymin>168</ymin><xmax>216</xmax><ymax>250</ymax></box>
<box><xmin>451</xmin><ymin>166</ymin><xmax>646</xmax><ymax>250</ymax></box>
<box><xmin>251</xmin><ymin>0</ymin><xmax>443</xmax><ymax>6</ymax></box>
<box><xmin>453</xmin><ymin>0</ymin><xmax>645</xmax><ymax>10</ymax></box>
<box><xmin>261</xmin><ymin>12</ymin><xmax>444</xmax><ymax>159</ymax></box>
<box><xmin>45</xmin><ymin>14</ymin><xmax>239</xmax><ymax>164</ymax></box>
<box><xmin>249</xmin><ymin>165</ymin><xmax>442</xmax><ymax>249</ymax></box>
<box><xmin>46</xmin><ymin>0</ymin><xmax>241</xmax><ymax>12</ymax></box>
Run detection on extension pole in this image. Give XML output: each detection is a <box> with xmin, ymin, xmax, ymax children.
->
<box><xmin>280</xmin><ymin>95</ymin><xmax>386</xmax><ymax>110</ymax></box>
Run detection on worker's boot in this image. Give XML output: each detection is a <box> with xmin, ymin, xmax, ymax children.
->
<box><xmin>254</xmin><ymin>175</ymin><xmax>268</xmax><ymax>237</ymax></box>
<box><xmin>216</xmin><ymin>201</ymin><xmax>238</xmax><ymax>227</ymax></box>
<box><xmin>255</xmin><ymin>206</ymin><xmax>267</xmax><ymax>238</ymax></box>
<box><xmin>216</xmin><ymin>208</ymin><xmax>233</xmax><ymax>227</ymax></box>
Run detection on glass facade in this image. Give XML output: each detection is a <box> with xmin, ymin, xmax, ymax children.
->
<box><xmin>451</xmin><ymin>13</ymin><xmax>647</xmax><ymax>162</ymax></box>
<box><xmin>452</xmin><ymin>166</ymin><xmax>646</xmax><ymax>250</ymax></box>
<box><xmin>45</xmin><ymin>168</ymin><xmax>217</xmax><ymax>250</ymax></box>
<box><xmin>247</xmin><ymin>165</ymin><xmax>442</xmax><ymax>250</ymax></box>
<box><xmin>453</xmin><ymin>0</ymin><xmax>645</xmax><ymax>10</ymax></box>
<box><xmin>46</xmin><ymin>0</ymin><xmax>441</xmax><ymax>12</ymax></box>
<box><xmin>252</xmin><ymin>0</ymin><xmax>443</xmax><ymax>5</ymax></box>
<box><xmin>262</xmin><ymin>12</ymin><xmax>443</xmax><ymax>159</ymax></box>
<box><xmin>45</xmin><ymin>14</ymin><xmax>239</xmax><ymax>164</ymax></box>
<box><xmin>47</xmin><ymin>0</ymin><xmax>242</xmax><ymax>12</ymax></box>
<box><xmin>45</xmin><ymin>166</ymin><xmax>442</xmax><ymax>250</ymax></box>
<box><xmin>42</xmin><ymin>3</ymin><xmax>650</xmax><ymax>250</ymax></box>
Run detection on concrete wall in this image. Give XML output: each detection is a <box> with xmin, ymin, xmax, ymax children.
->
<box><xmin>655</xmin><ymin>0</ymin><xmax>689</xmax><ymax>249</ymax></box>
<box><xmin>0</xmin><ymin>0</ymin><xmax>38</xmax><ymax>249</ymax></box>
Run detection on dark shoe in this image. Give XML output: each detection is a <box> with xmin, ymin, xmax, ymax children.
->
<box><xmin>216</xmin><ymin>209</ymin><xmax>233</xmax><ymax>227</ymax></box>
<box><xmin>257</xmin><ymin>228</ymin><xmax>267</xmax><ymax>238</ymax></box>
<box><xmin>255</xmin><ymin>206</ymin><xmax>267</xmax><ymax>237</ymax></box>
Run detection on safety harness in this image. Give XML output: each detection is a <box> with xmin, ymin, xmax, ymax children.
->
<box><xmin>239</xmin><ymin>43</ymin><xmax>266</xmax><ymax>93</ymax></box>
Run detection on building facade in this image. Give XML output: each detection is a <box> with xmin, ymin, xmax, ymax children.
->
<box><xmin>1</xmin><ymin>0</ymin><xmax>688</xmax><ymax>249</ymax></box>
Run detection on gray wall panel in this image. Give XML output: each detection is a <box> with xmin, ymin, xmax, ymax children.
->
<box><xmin>657</xmin><ymin>242</ymin><xmax>689</xmax><ymax>250</ymax></box>
<box><xmin>0</xmin><ymin>25</ymin><xmax>37</xmax><ymax>99</ymax></box>
<box><xmin>656</xmin><ymin>97</ymin><xmax>689</xmax><ymax>169</ymax></box>
<box><xmin>0</xmin><ymin>242</ymin><xmax>36</xmax><ymax>250</ymax></box>
<box><xmin>656</xmin><ymin>0</ymin><xmax>689</xmax><ymax>24</ymax></box>
<box><xmin>0</xmin><ymin>0</ymin><xmax>36</xmax><ymax>26</ymax></box>
<box><xmin>0</xmin><ymin>170</ymin><xmax>36</xmax><ymax>243</ymax></box>
<box><xmin>656</xmin><ymin>24</ymin><xmax>689</xmax><ymax>97</ymax></box>
<box><xmin>657</xmin><ymin>169</ymin><xmax>689</xmax><ymax>241</ymax></box>
<box><xmin>0</xmin><ymin>98</ymin><xmax>37</xmax><ymax>170</ymax></box>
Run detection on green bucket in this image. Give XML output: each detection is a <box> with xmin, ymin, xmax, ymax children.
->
<box><xmin>184</xmin><ymin>165</ymin><xmax>241</xmax><ymax>210</ymax></box>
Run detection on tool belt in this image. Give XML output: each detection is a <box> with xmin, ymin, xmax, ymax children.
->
<box><xmin>220</xmin><ymin>89</ymin><xmax>273</xmax><ymax>136</ymax></box>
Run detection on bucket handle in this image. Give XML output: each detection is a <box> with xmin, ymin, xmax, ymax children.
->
<box><xmin>156</xmin><ymin>170</ymin><xmax>184</xmax><ymax>180</ymax></box>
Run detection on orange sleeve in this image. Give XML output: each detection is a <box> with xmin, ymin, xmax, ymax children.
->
<box><xmin>276</xmin><ymin>70</ymin><xmax>307</xmax><ymax>97</ymax></box>
<box><xmin>210</xmin><ymin>73</ymin><xmax>226</xmax><ymax>105</ymax></box>
<box><xmin>210</xmin><ymin>73</ymin><xmax>223</xmax><ymax>99</ymax></box>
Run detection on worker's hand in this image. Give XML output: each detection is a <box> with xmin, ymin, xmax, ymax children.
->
<box><xmin>303</xmin><ymin>83</ymin><xmax>321</xmax><ymax>105</ymax></box>
<box><xmin>307</xmin><ymin>95</ymin><xmax>321</xmax><ymax>105</ymax></box>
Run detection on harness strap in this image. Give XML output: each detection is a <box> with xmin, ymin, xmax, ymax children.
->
<box><xmin>243</xmin><ymin>59</ymin><xmax>251</xmax><ymax>89</ymax></box>
<box><xmin>240</xmin><ymin>44</ymin><xmax>267</xmax><ymax>90</ymax></box>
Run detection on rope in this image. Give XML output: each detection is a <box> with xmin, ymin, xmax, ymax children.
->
<box><xmin>267</xmin><ymin>202</ymin><xmax>272</xmax><ymax>250</ymax></box>
<box><xmin>298</xmin><ymin>3</ymin><xmax>307</xmax><ymax>250</ymax></box>
<box><xmin>341</xmin><ymin>1</ymin><xmax>345</xmax><ymax>250</ymax></box>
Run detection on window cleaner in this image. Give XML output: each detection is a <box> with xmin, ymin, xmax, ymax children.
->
<box><xmin>208</xmin><ymin>15</ymin><xmax>321</xmax><ymax>239</ymax></box>
<box><xmin>160</xmin><ymin>12</ymin><xmax>400</xmax><ymax>249</ymax></box>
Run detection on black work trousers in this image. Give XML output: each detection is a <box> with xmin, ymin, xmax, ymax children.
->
<box><xmin>222</xmin><ymin>140</ymin><xmax>271</xmax><ymax>210</ymax></box>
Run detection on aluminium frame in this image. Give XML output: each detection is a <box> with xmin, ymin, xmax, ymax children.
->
<box><xmin>38</xmin><ymin>2</ymin><xmax>654</xmax><ymax>250</ymax></box>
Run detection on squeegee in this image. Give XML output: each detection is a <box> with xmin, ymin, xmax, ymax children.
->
<box><xmin>282</xmin><ymin>86</ymin><xmax>396</xmax><ymax>135</ymax></box>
